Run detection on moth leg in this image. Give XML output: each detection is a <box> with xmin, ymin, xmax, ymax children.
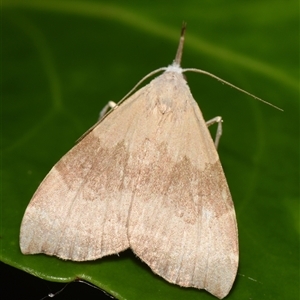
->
<box><xmin>99</xmin><ymin>101</ymin><xmax>118</xmax><ymax>120</ymax></box>
<box><xmin>206</xmin><ymin>116</ymin><xmax>223</xmax><ymax>149</ymax></box>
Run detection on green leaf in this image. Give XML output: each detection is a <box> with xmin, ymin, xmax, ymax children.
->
<box><xmin>2</xmin><ymin>0</ymin><xmax>299</xmax><ymax>299</ymax></box>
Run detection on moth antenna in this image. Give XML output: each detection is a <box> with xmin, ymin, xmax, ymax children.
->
<box><xmin>174</xmin><ymin>22</ymin><xmax>187</xmax><ymax>66</ymax></box>
<box><xmin>77</xmin><ymin>67</ymin><xmax>167</xmax><ymax>142</ymax></box>
<box><xmin>117</xmin><ymin>67</ymin><xmax>167</xmax><ymax>105</ymax></box>
<box><xmin>183</xmin><ymin>68</ymin><xmax>283</xmax><ymax>111</ymax></box>
<box><xmin>174</xmin><ymin>23</ymin><xmax>281</xmax><ymax>111</ymax></box>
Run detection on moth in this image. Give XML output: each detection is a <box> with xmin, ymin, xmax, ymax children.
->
<box><xmin>20</xmin><ymin>25</ymin><xmax>246</xmax><ymax>299</ymax></box>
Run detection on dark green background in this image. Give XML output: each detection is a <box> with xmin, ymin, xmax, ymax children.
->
<box><xmin>2</xmin><ymin>0</ymin><xmax>299</xmax><ymax>299</ymax></box>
